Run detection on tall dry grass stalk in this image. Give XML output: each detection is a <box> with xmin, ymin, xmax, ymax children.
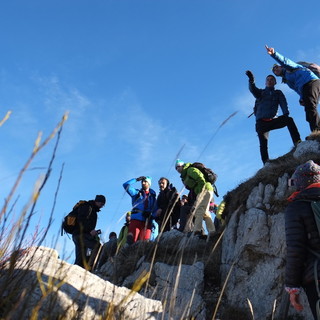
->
<box><xmin>0</xmin><ymin>112</ymin><xmax>69</xmax><ymax>319</ymax></box>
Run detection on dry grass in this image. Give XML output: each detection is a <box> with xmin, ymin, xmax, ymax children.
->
<box><xmin>223</xmin><ymin>133</ymin><xmax>320</xmax><ymax>222</ymax></box>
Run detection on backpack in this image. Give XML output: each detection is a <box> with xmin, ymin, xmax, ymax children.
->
<box><xmin>296</xmin><ymin>61</ymin><xmax>320</xmax><ymax>78</ymax></box>
<box><xmin>190</xmin><ymin>162</ymin><xmax>219</xmax><ymax>196</ymax></box>
<box><xmin>61</xmin><ymin>200</ymin><xmax>88</xmax><ymax>235</ymax></box>
<box><xmin>190</xmin><ymin>162</ymin><xmax>217</xmax><ymax>184</ymax></box>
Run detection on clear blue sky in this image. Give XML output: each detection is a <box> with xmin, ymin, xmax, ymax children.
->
<box><xmin>1</xmin><ymin>0</ymin><xmax>320</xmax><ymax>261</ymax></box>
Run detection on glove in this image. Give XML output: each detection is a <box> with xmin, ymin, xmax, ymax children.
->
<box><xmin>136</xmin><ymin>176</ymin><xmax>146</xmax><ymax>181</ymax></box>
<box><xmin>245</xmin><ymin>70</ymin><xmax>254</xmax><ymax>83</ymax></box>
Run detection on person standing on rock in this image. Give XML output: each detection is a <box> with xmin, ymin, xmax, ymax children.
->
<box><xmin>285</xmin><ymin>160</ymin><xmax>320</xmax><ymax>319</ymax></box>
<box><xmin>156</xmin><ymin>177</ymin><xmax>181</xmax><ymax>233</ymax></box>
<box><xmin>123</xmin><ymin>176</ymin><xmax>157</xmax><ymax>244</ymax></box>
<box><xmin>245</xmin><ymin>70</ymin><xmax>301</xmax><ymax>164</ymax></box>
<box><xmin>266</xmin><ymin>45</ymin><xmax>320</xmax><ymax>132</ymax></box>
<box><xmin>175</xmin><ymin>159</ymin><xmax>215</xmax><ymax>239</ymax></box>
<box><xmin>72</xmin><ymin>194</ymin><xmax>106</xmax><ymax>270</ymax></box>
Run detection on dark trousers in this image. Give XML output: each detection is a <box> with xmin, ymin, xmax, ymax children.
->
<box><xmin>302</xmin><ymin>79</ymin><xmax>320</xmax><ymax>132</ymax></box>
<box><xmin>72</xmin><ymin>233</ymin><xmax>100</xmax><ymax>269</ymax></box>
<box><xmin>178</xmin><ymin>205</ymin><xmax>194</xmax><ymax>232</ymax></box>
<box><xmin>304</xmin><ymin>281</ymin><xmax>320</xmax><ymax>320</ymax></box>
<box><xmin>256</xmin><ymin>115</ymin><xmax>301</xmax><ymax>164</ymax></box>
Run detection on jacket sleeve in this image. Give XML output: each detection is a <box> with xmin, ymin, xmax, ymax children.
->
<box><xmin>123</xmin><ymin>178</ymin><xmax>139</xmax><ymax>198</ymax></box>
<box><xmin>272</xmin><ymin>51</ymin><xmax>301</xmax><ymax>71</ymax></box>
<box><xmin>248</xmin><ymin>82</ymin><xmax>262</xmax><ymax>99</ymax></box>
<box><xmin>278</xmin><ymin>90</ymin><xmax>289</xmax><ymax>115</ymax></box>
<box><xmin>285</xmin><ymin>201</ymin><xmax>310</xmax><ymax>288</ymax></box>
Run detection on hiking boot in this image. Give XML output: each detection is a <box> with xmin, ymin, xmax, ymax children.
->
<box><xmin>194</xmin><ymin>231</ymin><xmax>207</xmax><ymax>240</ymax></box>
<box><xmin>207</xmin><ymin>232</ymin><xmax>216</xmax><ymax>242</ymax></box>
<box><xmin>294</xmin><ymin>140</ymin><xmax>302</xmax><ymax>147</ymax></box>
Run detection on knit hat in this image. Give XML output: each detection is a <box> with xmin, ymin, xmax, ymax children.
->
<box><xmin>291</xmin><ymin>160</ymin><xmax>320</xmax><ymax>191</ymax></box>
<box><xmin>144</xmin><ymin>176</ymin><xmax>152</xmax><ymax>187</ymax></box>
<box><xmin>175</xmin><ymin>159</ymin><xmax>185</xmax><ymax>168</ymax></box>
<box><xmin>95</xmin><ymin>194</ymin><xmax>106</xmax><ymax>204</ymax></box>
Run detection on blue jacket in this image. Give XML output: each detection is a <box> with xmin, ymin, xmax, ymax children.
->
<box><xmin>271</xmin><ymin>51</ymin><xmax>319</xmax><ymax>98</ymax></box>
<box><xmin>123</xmin><ymin>178</ymin><xmax>157</xmax><ymax>221</ymax></box>
<box><xmin>249</xmin><ymin>82</ymin><xmax>289</xmax><ymax>120</ymax></box>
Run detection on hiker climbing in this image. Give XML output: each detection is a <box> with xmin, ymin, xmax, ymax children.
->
<box><xmin>156</xmin><ymin>177</ymin><xmax>181</xmax><ymax>233</ymax></box>
<box><xmin>285</xmin><ymin>160</ymin><xmax>320</xmax><ymax>319</ymax></box>
<box><xmin>117</xmin><ymin>212</ymin><xmax>131</xmax><ymax>251</ymax></box>
<box><xmin>123</xmin><ymin>176</ymin><xmax>157</xmax><ymax>244</ymax></box>
<box><xmin>71</xmin><ymin>194</ymin><xmax>106</xmax><ymax>270</ymax></box>
<box><xmin>266</xmin><ymin>45</ymin><xmax>320</xmax><ymax>132</ymax></box>
<box><xmin>246</xmin><ymin>70</ymin><xmax>301</xmax><ymax>164</ymax></box>
<box><xmin>97</xmin><ymin>231</ymin><xmax>117</xmax><ymax>269</ymax></box>
<box><xmin>175</xmin><ymin>159</ymin><xmax>216</xmax><ymax>240</ymax></box>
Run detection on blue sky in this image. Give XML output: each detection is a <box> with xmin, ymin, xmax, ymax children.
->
<box><xmin>1</xmin><ymin>0</ymin><xmax>320</xmax><ymax>261</ymax></box>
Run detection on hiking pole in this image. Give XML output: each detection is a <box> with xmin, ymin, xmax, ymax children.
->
<box><xmin>248</xmin><ymin>112</ymin><xmax>254</xmax><ymax>118</ymax></box>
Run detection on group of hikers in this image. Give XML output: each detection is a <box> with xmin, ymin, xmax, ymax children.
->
<box><xmin>65</xmin><ymin>46</ymin><xmax>320</xmax><ymax>319</ymax></box>
<box><xmin>68</xmin><ymin>159</ymin><xmax>225</xmax><ymax>271</ymax></box>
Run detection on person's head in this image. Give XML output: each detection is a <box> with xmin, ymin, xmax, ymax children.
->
<box><xmin>272</xmin><ymin>64</ymin><xmax>283</xmax><ymax>76</ymax></box>
<box><xmin>94</xmin><ymin>194</ymin><xmax>106</xmax><ymax>208</ymax></box>
<box><xmin>125</xmin><ymin>212</ymin><xmax>131</xmax><ymax>223</ymax></box>
<box><xmin>109</xmin><ymin>232</ymin><xmax>117</xmax><ymax>239</ymax></box>
<box><xmin>289</xmin><ymin>160</ymin><xmax>320</xmax><ymax>191</ymax></box>
<box><xmin>175</xmin><ymin>159</ymin><xmax>185</xmax><ymax>174</ymax></box>
<box><xmin>265</xmin><ymin>74</ymin><xmax>276</xmax><ymax>88</ymax></box>
<box><xmin>141</xmin><ymin>176</ymin><xmax>152</xmax><ymax>190</ymax></box>
<box><xmin>158</xmin><ymin>177</ymin><xmax>169</xmax><ymax>191</ymax></box>
<box><xmin>181</xmin><ymin>194</ymin><xmax>188</xmax><ymax>205</ymax></box>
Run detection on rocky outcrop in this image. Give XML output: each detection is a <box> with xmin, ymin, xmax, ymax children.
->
<box><xmin>0</xmin><ymin>246</ymin><xmax>162</xmax><ymax>320</ymax></box>
<box><xmin>3</xmin><ymin>139</ymin><xmax>320</xmax><ymax>320</ymax></box>
<box><xmin>220</xmin><ymin>139</ymin><xmax>320</xmax><ymax>319</ymax></box>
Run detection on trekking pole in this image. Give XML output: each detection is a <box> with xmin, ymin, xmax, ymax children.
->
<box><xmin>277</xmin><ymin>289</ymin><xmax>290</xmax><ymax>319</ymax></box>
<box><xmin>248</xmin><ymin>112</ymin><xmax>254</xmax><ymax>118</ymax></box>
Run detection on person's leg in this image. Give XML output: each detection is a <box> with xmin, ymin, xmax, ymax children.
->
<box><xmin>265</xmin><ymin>116</ymin><xmax>301</xmax><ymax>145</ymax></box>
<box><xmin>256</xmin><ymin>120</ymin><xmax>270</xmax><ymax>164</ymax></box>
<box><xmin>193</xmin><ymin>189</ymin><xmax>214</xmax><ymax>234</ymax></box>
<box><xmin>283</xmin><ymin>116</ymin><xmax>301</xmax><ymax>144</ymax></box>
<box><xmin>302</xmin><ymin>80</ymin><xmax>320</xmax><ymax>131</ymax></box>
<box><xmin>304</xmin><ymin>281</ymin><xmax>320</xmax><ymax>320</ymax></box>
<box><xmin>72</xmin><ymin>234</ymin><xmax>85</xmax><ymax>267</ymax></box>
<box><xmin>127</xmin><ymin>219</ymin><xmax>141</xmax><ymax>243</ymax></box>
<box><xmin>140</xmin><ymin>223</ymin><xmax>152</xmax><ymax>240</ymax></box>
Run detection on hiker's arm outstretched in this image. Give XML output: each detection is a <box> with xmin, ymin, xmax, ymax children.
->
<box><xmin>265</xmin><ymin>45</ymin><xmax>300</xmax><ymax>70</ymax></box>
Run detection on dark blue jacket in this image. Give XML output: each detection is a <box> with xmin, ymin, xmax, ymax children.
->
<box><xmin>249</xmin><ymin>82</ymin><xmax>289</xmax><ymax>120</ymax></box>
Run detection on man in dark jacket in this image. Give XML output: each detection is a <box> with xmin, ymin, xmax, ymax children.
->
<box><xmin>246</xmin><ymin>70</ymin><xmax>301</xmax><ymax>164</ymax></box>
<box><xmin>156</xmin><ymin>177</ymin><xmax>181</xmax><ymax>233</ymax></box>
<box><xmin>72</xmin><ymin>194</ymin><xmax>106</xmax><ymax>269</ymax></box>
<box><xmin>285</xmin><ymin>160</ymin><xmax>320</xmax><ymax>319</ymax></box>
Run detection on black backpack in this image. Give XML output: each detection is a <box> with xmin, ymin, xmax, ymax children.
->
<box><xmin>190</xmin><ymin>162</ymin><xmax>219</xmax><ymax>197</ymax></box>
<box><xmin>61</xmin><ymin>200</ymin><xmax>88</xmax><ymax>235</ymax></box>
<box><xmin>190</xmin><ymin>162</ymin><xmax>218</xmax><ymax>185</ymax></box>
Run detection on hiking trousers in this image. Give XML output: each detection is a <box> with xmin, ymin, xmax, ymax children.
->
<box><xmin>127</xmin><ymin>219</ymin><xmax>152</xmax><ymax>242</ymax></box>
<box><xmin>302</xmin><ymin>79</ymin><xmax>320</xmax><ymax>132</ymax></box>
<box><xmin>72</xmin><ymin>233</ymin><xmax>100</xmax><ymax>269</ymax></box>
<box><xmin>304</xmin><ymin>281</ymin><xmax>320</xmax><ymax>320</ymax></box>
<box><xmin>255</xmin><ymin>115</ymin><xmax>301</xmax><ymax>164</ymax></box>
<box><xmin>193</xmin><ymin>189</ymin><xmax>215</xmax><ymax>234</ymax></box>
